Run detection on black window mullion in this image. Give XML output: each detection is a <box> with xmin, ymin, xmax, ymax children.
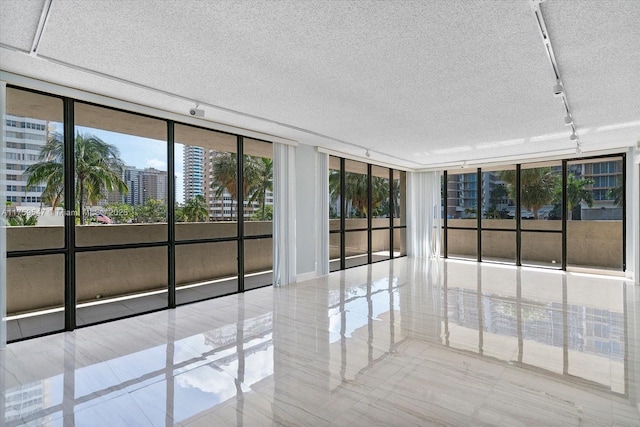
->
<box><xmin>621</xmin><ymin>153</ymin><xmax>626</xmax><ymax>271</ymax></box>
<box><xmin>367</xmin><ymin>164</ymin><xmax>372</xmax><ymax>265</ymax></box>
<box><xmin>167</xmin><ymin>121</ymin><xmax>176</xmax><ymax>308</ymax></box>
<box><xmin>443</xmin><ymin>171</ymin><xmax>448</xmax><ymax>258</ymax></box>
<box><xmin>237</xmin><ymin>136</ymin><xmax>244</xmax><ymax>292</ymax></box>
<box><xmin>516</xmin><ymin>165</ymin><xmax>522</xmax><ymax>266</ymax></box>
<box><xmin>477</xmin><ymin>168</ymin><xmax>482</xmax><ymax>262</ymax></box>
<box><xmin>340</xmin><ymin>158</ymin><xmax>346</xmax><ymax>271</ymax></box>
<box><xmin>63</xmin><ymin>98</ymin><xmax>76</xmax><ymax>331</ymax></box>
<box><xmin>561</xmin><ymin>160</ymin><xmax>567</xmax><ymax>270</ymax></box>
<box><xmin>389</xmin><ymin>168</ymin><xmax>394</xmax><ymax>259</ymax></box>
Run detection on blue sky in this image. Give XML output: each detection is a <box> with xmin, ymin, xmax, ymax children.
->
<box><xmin>76</xmin><ymin>126</ymin><xmax>185</xmax><ymax>203</ymax></box>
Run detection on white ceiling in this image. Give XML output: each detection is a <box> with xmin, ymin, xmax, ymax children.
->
<box><xmin>1</xmin><ymin>0</ymin><xmax>639</xmax><ymax>169</ymax></box>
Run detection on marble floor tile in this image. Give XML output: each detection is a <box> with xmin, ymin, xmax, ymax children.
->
<box><xmin>2</xmin><ymin>258</ymin><xmax>639</xmax><ymax>426</ymax></box>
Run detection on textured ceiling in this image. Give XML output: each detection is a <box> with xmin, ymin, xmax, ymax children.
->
<box><xmin>1</xmin><ymin>0</ymin><xmax>638</xmax><ymax>169</ymax></box>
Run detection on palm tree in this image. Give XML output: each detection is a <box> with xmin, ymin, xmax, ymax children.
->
<box><xmin>500</xmin><ymin>168</ymin><xmax>558</xmax><ymax>219</ymax></box>
<box><xmin>607</xmin><ymin>184</ymin><xmax>623</xmax><ymax>206</ymax></box>
<box><xmin>211</xmin><ymin>152</ymin><xmax>240</xmax><ymax>220</ymax></box>
<box><xmin>565</xmin><ymin>173</ymin><xmax>594</xmax><ymax>220</ymax></box>
<box><xmin>371</xmin><ymin>176</ymin><xmax>390</xmax><ymax>217</ymax></box>
<box><xmin>329</xmin><ymin>172</ymin><xmax>390</xmax><ymax>218</ymax></box>
<box><xmin>183</xmin><ymin>195</ymin><xmax>209</xmax><ymax>222</ymax></box>
<box><xmin>25</xmin><ymin>132</ymin><xmax>128</xmax><ymax>224</ymax></box>
<box><xmin>344</xmin><ymin>172</ymin><xmax>368</xmax><ymax>217</ymax></box>
<box><xmin>211</xmin><ymin>153</ymin><xmax>272</xmax><ymax>221</ymax></box>
<box><xmin>246</xmin><ymin>157</ymin><xmax>273</xmax><ymax>221</ymax></box>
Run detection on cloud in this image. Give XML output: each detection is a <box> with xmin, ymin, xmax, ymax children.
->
<box><xmin>147</xmin><ymin>158</ymin><xmax>167</xmax><ymax>169</ymax></box>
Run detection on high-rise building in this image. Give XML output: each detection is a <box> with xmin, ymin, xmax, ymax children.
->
<box><xmin>3</xmin><ymin>115</ymin><xmax>50</xmax><ymax>207</ymax></box>
<box><xmin>579</xmin><ymin>160</ymin><xmax>623</xmax><ymax>220</ymax></box>
<box><xmin>102</xmin><ymin>166</ymin><xmax>167</xmax><ymax>206</ymax></box>
<box><xmin>182</xmin><ymin>145</ymin><xmax>205</xmax><ymax>202</ymax></box>
<box><xmin>141</xmin><ymin>167</ymin><xmax>167</xmax><ymax>204</ymax></box>
<box><xmin>182</xmin><ymin>145</ymin><xmax>270</xmax><ymax>221</ymax></box>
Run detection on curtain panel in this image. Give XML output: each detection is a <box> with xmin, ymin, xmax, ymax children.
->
<box><xmin>273</xmin><ymin>143</ymin><xmax>297</xmax><ymax>286</ymax></box>
<box><xmin>407</xmin><ymin>171</ymin><xmax>442</xmax><ymax>259</ymax></box>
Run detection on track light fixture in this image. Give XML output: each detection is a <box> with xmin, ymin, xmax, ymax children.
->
<box><xmin>365</xmin><ymin>149</ymin><xmax>371</xmax><ymax>157</ymax></box>
<box><xmin>569</xmin><ymin>132</ymin><xmax>578</xmax><ymax>141</ymax></box>
<box><xmin>553</xmin><ymin>81</ymin><xmax>564</xmax><ymax>98</ymax></box>
<box><xmin>564</xmin><ymin>115</ymin><xmax>573</xmax><ymax>126</ymax></box>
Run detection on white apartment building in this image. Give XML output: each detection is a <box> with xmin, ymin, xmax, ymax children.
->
<box><xmin>3</xmin><ymin>114</ymin><xmax>49</xmax><ymax>207</ymax></box>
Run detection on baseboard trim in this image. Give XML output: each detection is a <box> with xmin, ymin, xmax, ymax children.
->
<box><xmin>296</xmin><ymin>271</ymin><xmax>318</xmax><ymax>283</ymax></box>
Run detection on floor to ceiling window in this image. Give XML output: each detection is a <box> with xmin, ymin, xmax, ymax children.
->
<box><xmin>481</xmin><ymin>166</ymin><xmax>516</xmax><ymax>264</ymax></box>
<box><xmin>329</xmin><ymin>155</ymin><xmax>407</xmax><ymax>271</ymax></box>
<box><xmin>442</xmin><ymin>154</ymin><xmax>626</xmax><ymax>272</ymax></box>
<box><xmin>242</xmin><ymin>138</ymin><xmax>274</xmax><ymax>290</ymax></box>
<box><xmin>329</xmin><ymin>156</ymin><xmax>341</xmax><ymax>272</ymax></box>
<box><xmin>4</xmin><ymin>87</ymin><xmax>66</xmax><ymax>339</ymax></box>
<box><xmin>392</xmin><ymin>169</ymin><xmax>407</xmax><ymax>258</ymax></box>
<box><xmin>566</xmin><ymin>156</ymin><xmax>624</xmax><ymax>271</ymax></box>
<box><xmin>520</xmin><ymin>161</ymin><xmax>563</xmax><ymax>268</ymax></box>
<box><xmin>174</xmin><ymin>124</ymin><xmax>239</xmax><ymax>304</ymax></box>
<box><xmin>3</xmin><ymin>85</ymin><xmax>276</xmax><ymax>342</ymax></box>
<box><xmin>74</xmin><ymin>102</ymin><xmax>169</xmax><ymax>326</ymax></box>
<box><xmin>446</xmin><ymin>170</ymin><xmax>478</xmax><ymax>261</ymax></box>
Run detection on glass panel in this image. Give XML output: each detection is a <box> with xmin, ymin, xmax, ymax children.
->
<box><xmin>74</xmin><ymin>103</ymin><xmax>168</xmax><ymax>245</ymax></box>
<box><xmin>566</xmin><ymin>157</ymin><xmax>623</xmax><ymax>271</ymax></box>
<box><xmin>245</xmin><ymin>238</ymin><xmax>273</xmax><ymax>290</ymax></box>
<box><xmin>330</xmin><ymin>232</ymin><xmax>341</xmax><ymax>272</ymax></box>
<box><xmin>344</xmin><ymin>230</ymin><xmax>368</xmax><ymax>268</ymax></box>
<box><xmin>393</xmin><ymin>228</ymin><xmax>407</xmax><ymax>257</ymax></box>
<box><xmin>372</xmin><ymin>229</ymin><xmax>390</xmax><ymax>262</ymax></box>
<box><xmin>371</xmin><ymin>165</ymin><xmax>389</xmax><ymax>222</ymax></box>
<box><xmin>447</xmin><ymin>228</ymin><xmax>477</xmax><ymax>260</ymax></box>
<box><xmin>5</xmin><ymin>88</ymin><xmax>64</xmax><ymax>249</ymax></box>
<box><xmin>482</xmin><ymin>167</ymin><xmax>515</xmax><ymax>229</ymax></box>
<box><xmin>521</xmin><ymin>231</ymin><xmax>561</xmax><ymax>268</ymax></box>
<box><xmin>344</xmin><ymin>159</ymin><xmax>368</xmax><ymax>230</ymax></box>
<box><xmin>392</xmin><ymin>170</ymin><xmax>406</xmax><ymax>227</ymax></box>
<box><xmin>6</xmin><ymin>254</ymin><xmax>65</xmax><ymax>341</ymax></box>
<box><xmin>243</xmin><ymin>139</ymin><xmax>273</xmax><ymax>236</ymax></box>
<box><xmin>446</xmin><ymin>171</ymin><xmax>477</xmax><ymax>227</ymax></box>
<box><xmin>175</xmin><ymin>124</ymin><xmax>237</xmax><ymax>239</ymax></box>
<box><xmin>519</xmin><ymin>161</ymin><xmax>562</xmax><ymax>230</ymax></box>
<box><xmin>481</xmin><ymin>230</ymin><xmax>515</xmax><ymax>263</ymax></box>
<box><xmin>329</xmin><ymin>156</ymin><xmax>341</xmax><ymax>230</ymax></box>
<box><xmin>176</xmin><ymin>241</ymin><xmax>238</xmax><ymax>304</ymax></box>
<box><xmin>76</xmin><ymin>247</ymin><xmax>167</xmax><ymax>326</ymax></box>
<box><xmin>441</xmin><ymin>174</ymin><xmax>445</xmax><ymax>256</ymax></box>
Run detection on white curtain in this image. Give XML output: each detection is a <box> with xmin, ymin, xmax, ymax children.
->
<box><xmin>273</xmin><ymin>142</ymin><xmax>297</xmax><ymax>286</ymax></box>
<box><xmin>407</xmin><ymin>171</ymin><xmax>442</xmax><ymax>259</ymax></box>
<box><xmin>317</xmin><ymin>151</ymin><xmax>330</xmax><ymax>276</ymax></box>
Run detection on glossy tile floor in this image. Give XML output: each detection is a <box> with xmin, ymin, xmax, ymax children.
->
<box><xmin>2</xmin><ymin>258</ymin><xmax>639</xmax><ymax>426</ymax></box>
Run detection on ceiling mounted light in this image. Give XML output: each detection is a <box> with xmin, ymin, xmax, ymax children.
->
<box><xmin>564</xmin><ymin>115</ymin><xmax>573</xmax><ymax>126</ymax></box>
<box><xmin>570</xmin><ymin>132</ymin><xmax>578</xmax><ymax>141</ymax></box>
<box><xmin>576</xmin><ymin>143</ymin><xmax>582</xmax><ymax>154</ymax></box>
<box><xmin>365</xmin><ymin>149</ymin><xmax>371</xmax><ymax>157</ymax></box>
<box><xmin>553</xmin><ymin>81</ymin><xmax>564</xmax><ymax>98</ymax></box>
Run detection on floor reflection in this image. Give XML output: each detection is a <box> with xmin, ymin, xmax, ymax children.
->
<box><xmin>2</xmin><ymin>258</ymin><xmax>638</xmax><ymax>426</ymax></box>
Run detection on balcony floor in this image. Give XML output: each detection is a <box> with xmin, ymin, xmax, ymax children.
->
<box><xmin>2</xmin><ymin>258</ymin><xmax>639</xmax><ymax>426</ymax></box>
